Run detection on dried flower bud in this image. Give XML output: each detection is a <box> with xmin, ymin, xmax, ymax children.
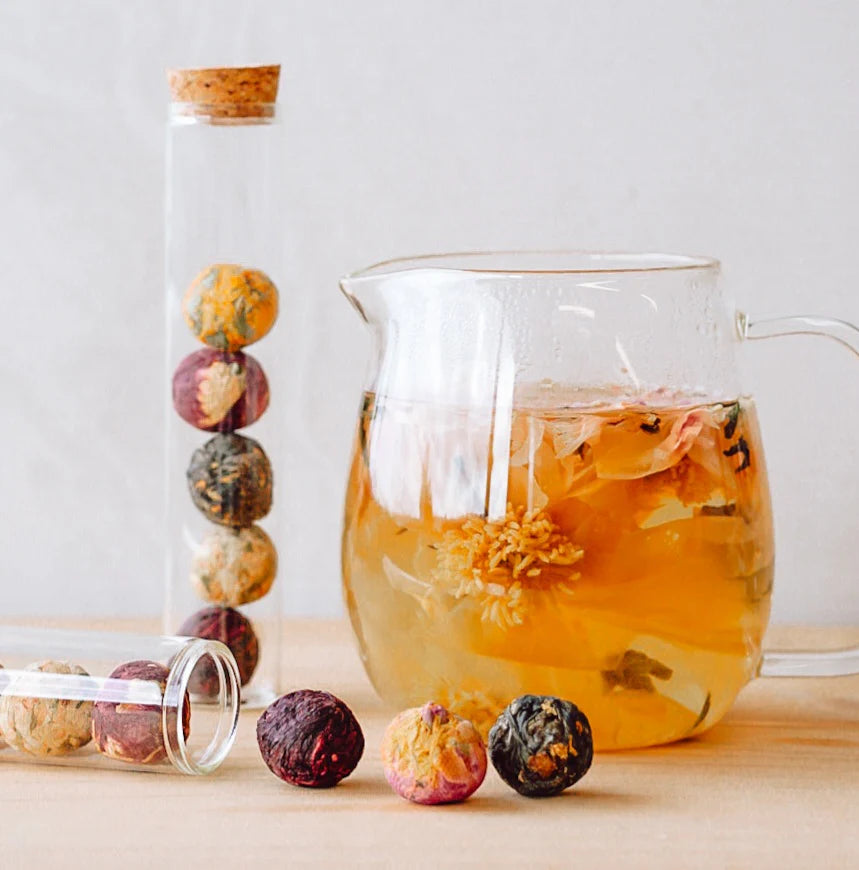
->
<box><xmin>172</xmin><ymin>348</ymin><xmax>270</xmax><ymax>432</ymax></box>
<box><xmin>92</xmin><ymin>660</ymin><xmax>190</xmax><ymax>765</ymax></box>
<box><xmin>190</xmin><ymin>524</ymin><xmax>277</xmax><ymax>607</ymax></box>
<box><xmin>182</xmin><ymin>264</ymin><xmax>278</xmax><ymax>351</ymax></box>
<box><xmin>488</xmin><ymin>694</ymin><xmax>593</xmax><ymax>797</ymax></box>
<box><xmin>187</xmin><ymin>433</ymin><xmax>273</xmax><ymax>527</ymax></box>
<box><xmin>178</xmin><ymin>607</ymin><xmax>259</xmax><ymax>691</ymax></box>
<box><xmin>0</xmin><ymin>660</ymin><xmax>93</xmax><ymax>756</ymax></box>
<box><xmin>257</xmin><ymin>690</ymin><xmax>364</xmax><ymax>788</ymax></box>
<box><xmin>381</xmin><ymin>702</ymin><xmax>487</xmax><ymax>804</ymax></box>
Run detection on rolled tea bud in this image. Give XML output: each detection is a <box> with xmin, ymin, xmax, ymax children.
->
<box><xmin>182</xmin><ymin>264</ymin><xmax>278</xmax><ymax>351</ymax></box>
<box><xmin>172</xmin><ymin>348</ymin><xmax>269</xmax><ymax>432</ymax></box>
<box><xmin>381</xmin><ymin>702</ymin><xmax>487</xmax><ymax>804</ymax></box>
<box><xmin>190</xmin><ymin>525</ymin><xmax>277</xmax><ymax>607</ymax></box>
<box><xmin>0</xmin><ymin>661</ymin><xmax>93</xmax><ymax>757</ymax></box>
<box><xmin>178</xmin><ymin>607</ymin><xmax>260</xmax><ymax>692</ymax></box>
<box><xmin>257</xmin><ymin>690</ymin><xmax>364</xmax><ymax>788</ymax></box>
<box><xmin>488</xmin><ymin>694</ymin><xmax>593</xmax><ymax>797</ymax></box>
<box><xmin>92</xmin><ymin>660</ymin><xmax>190</xmax><ymax>765</ymax></box>
<box><xmin>186</xmin><ymin>433</ymin><xmax>273</xmax><ymax>527</ymax></box>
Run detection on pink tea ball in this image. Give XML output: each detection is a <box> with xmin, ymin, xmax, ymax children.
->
<box><xmin>381</xmin><ymin>702</ymin><xmax>487</xmax><ymax>804</ymax></box>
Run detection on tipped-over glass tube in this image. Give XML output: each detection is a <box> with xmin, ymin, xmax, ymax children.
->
<box><xmin>0</xmin><ymin>626</ymin><xmax>240</xmax><ymax>775</ymax></box>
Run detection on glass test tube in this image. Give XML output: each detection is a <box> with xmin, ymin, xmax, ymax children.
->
<box><xmin>0</xmin><ymin>625</ymin><xmax>240</xmax><ymax>775</ymax></box>
<box><xmin>164</xmin><ymin>65</ymin><xmax>284</xmax><ymax>708</ymax></box>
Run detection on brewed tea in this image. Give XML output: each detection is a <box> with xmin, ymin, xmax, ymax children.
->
<box><xmin>343</xmin><ymin>386</ymin><xmax>773</xmax><ymax>749</ymax></box>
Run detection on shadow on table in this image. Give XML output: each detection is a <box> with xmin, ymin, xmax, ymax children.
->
<box><xmin>324</xmin><ymin>777</ymin><xmax>649</xmax><ymax>813</ymax></box>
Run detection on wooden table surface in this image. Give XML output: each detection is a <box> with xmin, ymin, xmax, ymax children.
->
<box><xmin>1</xmin><ymin>620</ymin><xmax>857</xmax><ymax>869</ymax></box>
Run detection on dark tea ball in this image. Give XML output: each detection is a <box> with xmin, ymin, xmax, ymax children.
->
<box><xmin>488</xmin><ymin>694</ymin><xmax>593</xmax><ymax>797</ymax></box>
<box><xmin>178</xmin><ymin>607</ymin><xmax>260</xmax><ymax>691</ymax></box>
<box><xmin>186</xmin><ymin>433</ymin><xmax>273</xmax><ymax>527</ymax></box>
<box><xmin>92</xmin><ymin>661</ymin><xmax>190</xmax><ymax>765</ymax></box>
<box><xmin>172</xmin><ymin>348</ymin><xmax>270</xmax><ymax>432</ymax></box>
<box><xmin>256</xmin><ymin>690</ymin><xmax>364</xmax><ymax>788</ymax></box>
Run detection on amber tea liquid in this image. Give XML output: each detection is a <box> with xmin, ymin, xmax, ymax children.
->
<box><xmin>343</xmin><ymin>386</ymin><xmax>774</xmax><ymax>750</ymax></box>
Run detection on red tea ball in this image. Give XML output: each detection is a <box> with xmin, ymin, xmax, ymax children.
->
<box><xmin>178</xmin><ymin>607</ymin><xmax>260</xmax><ymax>691</ymax></box>
<box><xmin>92</xmin><ymin>660</ymin><xmax>190</xmax><ymax>765</ymax></box>
<box><xmin>257</xmin><ymin>690</ymin><xmax>364</xmax><ymax>788</ymax></box>
<box><xmin>172</xmin><ymin>348</ymin><xmax>269</xmax><ymax>432</ymax></box>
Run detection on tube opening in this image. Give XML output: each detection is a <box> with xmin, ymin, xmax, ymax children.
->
<box><xmin>164</xmin><ymin>639</ymin><xmax>241</xmax><ymax>775</ymax></box>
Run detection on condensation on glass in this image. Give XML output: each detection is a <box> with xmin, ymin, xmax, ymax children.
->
<box><xmin>164</xmin><ymin>66</ymin><xmax>285</xmax><ymax>707</ymax></box>
<box><xmin>0</xmin><ymin>625</ymin><xmax>240</xmax><ymax>775</ymax></box>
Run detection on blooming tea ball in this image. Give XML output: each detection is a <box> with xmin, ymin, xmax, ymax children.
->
<box><xmin>256</xmin><ymin>690</ymin><xmax>364</xmax><ymax>788</ymax></box>
<box><xmin>190</xmin><ymin>524</ymin><xmax>277</xmax><ymax>607</ymax></box>
<box><xmin>92</xmin><ymin>660</ymin><xmax>190</xmax><ymax>765</ymax></box>
<box><xmin>381</xmin><ymin>702</ymin><xmax>487</xmax><ymax>804</ymax></box>
<box><xmin>172</xmin><ymin>348</ymin><xmax>270</xmax><ymax>432</ymax></box>
<box><xmin>187</xmin><ymin>433</ymin><xmax>273</xmax><ymax>527</ymax></box>
<box><xmin>0</xmin><ymin>660</ymin><xmax>93</xmax><ymax>756</ymax></box>
<box><xmin>178</xmin><ymin>606</ymin><xmax>259</xmax><ymax>691</ymax></box>
<box><xmin>488</xmin><ymin>694</ymin><xmax>593</xmax><ymax>797</ymax></box>
<box><xmin>182</xmin><ymin>264</ymin><xmax>278</xmax><ymax>351</ymax></box>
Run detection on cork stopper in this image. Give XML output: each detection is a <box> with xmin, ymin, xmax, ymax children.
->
<box><xmin>167</xmin><ymin>65</ymin><xmax>280</xmax><ymax>121</ymax></box>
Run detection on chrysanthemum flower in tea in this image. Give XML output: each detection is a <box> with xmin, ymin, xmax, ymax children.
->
<box><xmin>0</xmin><ymin>660</ymin><xmax>93</xmax><ymax>757</ymax></box>
<box><xmin>433</xmin><ymin>504</ymin><xmax>583</xmax><ymax>629</ymax></box>
<box><xmin>381</xmin><ymin>702</ymin><xmax>487</xmax><ymax>805</ymax></box>
<box><xmin>489</xmin><ymin>694</ymin><xmax>593</xmax><ymax>797</ymax></box>
<box><xmin>256</xmin><ymin>690</ymin><xmax>364</xmax><ymax>787</ymax></box>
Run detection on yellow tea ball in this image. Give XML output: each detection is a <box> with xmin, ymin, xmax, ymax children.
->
<box><xmin>183</xmin><ymin>264</ymin><xmax>279</xmax><ymax>351</ymax></box>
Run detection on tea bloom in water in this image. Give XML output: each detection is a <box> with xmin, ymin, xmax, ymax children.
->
<box><xmin>342</xmin><ymin>387</ymin><xmax>774</xmax><ymax>750</ymax></box>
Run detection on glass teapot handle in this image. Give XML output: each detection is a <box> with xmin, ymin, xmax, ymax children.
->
<box><xmin>738</xmin><ymin>312</ymin><xmax>859</xmax><ymax>677</ymax></box>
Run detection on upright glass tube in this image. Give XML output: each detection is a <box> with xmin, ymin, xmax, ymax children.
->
<box><xmin>0</xmin><ymin>625</ymin><xmax>240</xmax><ymax>775</ymax></box>
<box><xmin>165</xmin><ymin>66</ymin><xmax>284</xmax><ymax>707</ymax></box>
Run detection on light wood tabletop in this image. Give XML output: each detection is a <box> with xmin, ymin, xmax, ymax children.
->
<box><xmin>1</xmin><ymin>620</ymin><xmax>857</xmax><ymax>868</ymax></box>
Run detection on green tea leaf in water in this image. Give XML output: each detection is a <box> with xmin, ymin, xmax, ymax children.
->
<box><xmin>602</xmin><ymin>650</ymin><xmax>674</xmax><ymax>693</ymax></box>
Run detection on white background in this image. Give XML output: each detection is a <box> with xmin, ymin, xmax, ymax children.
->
<box><xmin>0</xmin><ymin>0</ymin><xmax>855</xmax><ymax>622</ymax></box>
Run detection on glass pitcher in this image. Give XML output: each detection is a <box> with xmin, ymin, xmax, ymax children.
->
<box><xmin>339</xmin><ymin>251</ymin><xmax>858</xmax><ymax>750</ymax></box>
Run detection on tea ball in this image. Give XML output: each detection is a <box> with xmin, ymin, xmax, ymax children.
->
<box><xmin>257</xmin><ymin>690</ymin><xmax>364</xmax><ymax>788</ymax></box>
<box><xmin>172</xmin><ymin>348</ymin><xmax>269</xmax><ymax>432</ymax></box>
<box><xmin>178</xmin><ymin>606</ymin><xmax>259</xmax><ymax>691</ymax></box>
<box><xmin>182</xmin><ymin>264</ymin><xmax>278</xmax><ymax>351</ymax></box>
<box><xmin>0</xmin><ymin>660</ymin><xmax>93</xmax><ymax>756</ymax></box>
<box><xmin>190</xmin><ymin>524</ymin><xmax>277</xmax><ymax>607</ymax></box>
<box><xmin>488</xmin><ymin>694</ymin><xmax>593</xmax><ymax>797</ymax></box>
<box><xmin>381</xmin><ymin>702</ymin><xmax>487</xmax><ymax>804</ymax></box>
<box><xmin>187</xmin><ymin>433</ymin><xmax>273</xmax><ymax>527</ymax></box>
<box><xmin>92</xmin><ymin>660</ymin><xmax>190</xmax><ymax>765</ymax></box>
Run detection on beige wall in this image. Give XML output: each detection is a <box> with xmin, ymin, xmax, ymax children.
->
<box><xmin>0</xmin><ymin>0</ymin><xmax>856</xmax><ymax>621</ymax></box>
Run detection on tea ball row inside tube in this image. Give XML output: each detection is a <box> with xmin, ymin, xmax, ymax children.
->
<box><xmin>172</xmin><ymin>264</ymin><xmax>281</xmax><ymax>692</ymax></box>
<box><xmin>0</xmin><ymin>659</ymin><xmax>189</xmax><ymax>765</ymax></box>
